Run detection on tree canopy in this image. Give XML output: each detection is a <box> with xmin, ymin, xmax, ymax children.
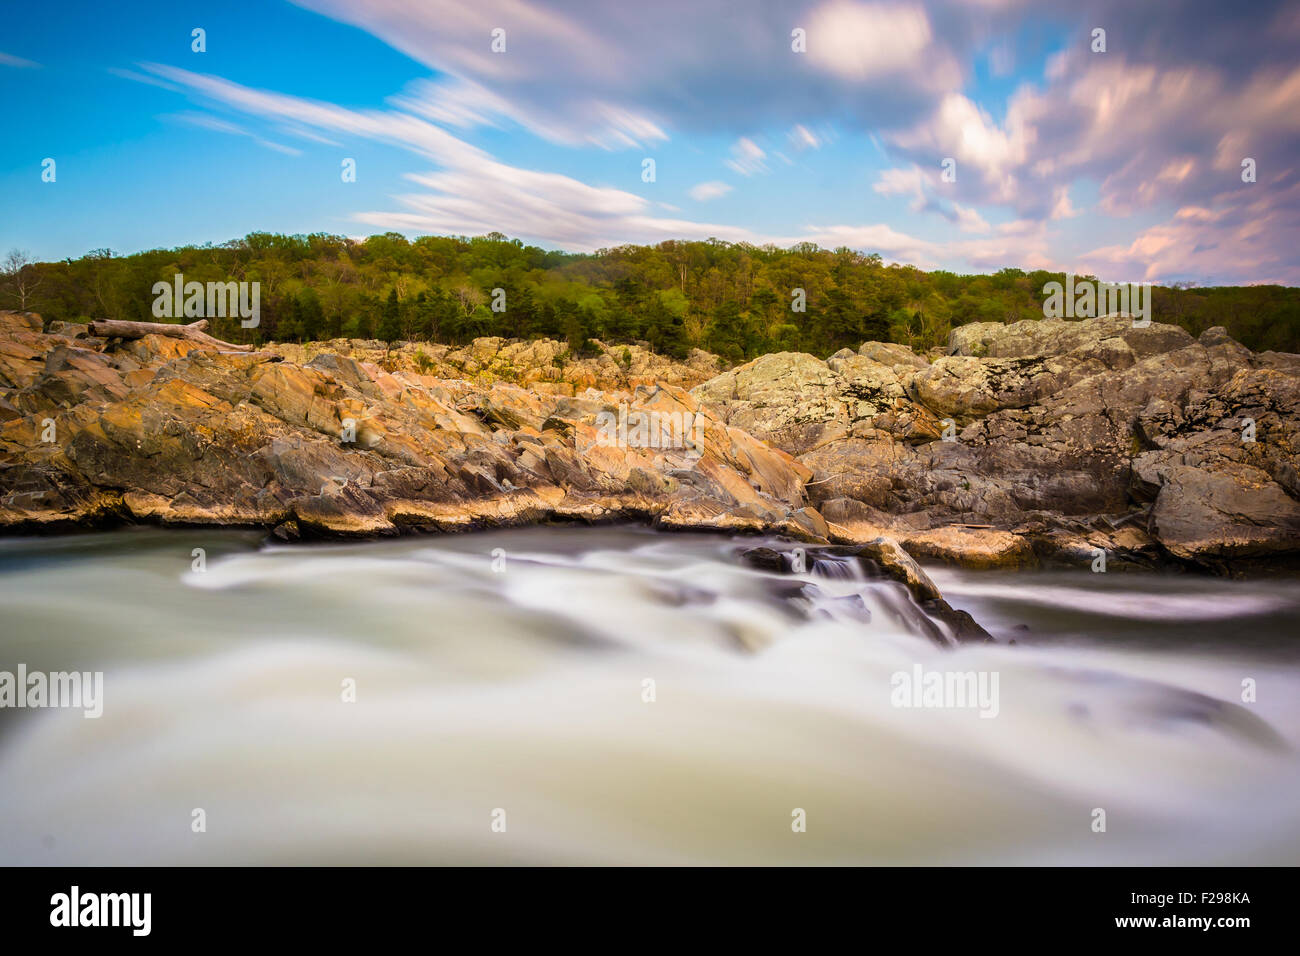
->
<box><xmin>8</xmin><ymin>232</ymin><xmax>1298</xmax><ymax>358</ymax></box>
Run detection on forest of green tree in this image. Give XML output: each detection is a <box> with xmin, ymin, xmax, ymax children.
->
<box><xmin>6</xmin><ymin>232</ymin><xmax>1298</xmax><ymax>360</ymax></box>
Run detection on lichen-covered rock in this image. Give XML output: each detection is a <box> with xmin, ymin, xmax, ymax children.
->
<box><xmin>694</xmin><ymin>315</ymin><xmax>1300</xmax><ymax>570</ymax></box>
<box><xmin>946</xmin><ymin>314</ymin><xmax>1194</xmax><ymax>360</ymax></box>
<box><xmin>3</xmin><ymin>310</ymin><xmax>1296</xmax><ymax>575</ymax></box>
<box><xmin>268</xmin><ymin>336</ymin><xmax>724</xmax><ymax>393</ymax></box>
<box><xmin>0</xmin><ymin>313</ymin><xmax>812</xmax><ymax>546</ymax></box>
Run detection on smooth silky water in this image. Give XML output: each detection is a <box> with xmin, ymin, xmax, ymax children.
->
<box><xmin>1</xmin><ymin>525</ymin><xmax>1297</xmax><ymax>865</ymax></box>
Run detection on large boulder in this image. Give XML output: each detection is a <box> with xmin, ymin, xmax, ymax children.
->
<box><xmin>947</xmin><ymin>314</ymin><xmax>1194</xmax><ymax>359</ymax></box>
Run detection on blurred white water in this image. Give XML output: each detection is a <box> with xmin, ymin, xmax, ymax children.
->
<box><xmin>0</xmin><ymin>525</ymin><xmax>1297</xmax><ymax>865</ymax></box>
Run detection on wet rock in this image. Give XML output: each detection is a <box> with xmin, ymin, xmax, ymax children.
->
<box><xmin>920</xmin><ymin>598</ymin><xmax>995</xmax><ymax>644</ymax></box>
<box><xmin>271</xmin><ymin>519</ymin><xmax>301</xmax><ymax>541</ymax></box>
<box><xmin>739</xmin><ymin>547</ymin><xmax>786</xmax><ymax>573</ymax></box>
<box><xmin>855</xmin><ymin>536</ymin><xmax>942</xmax><ymax>602</ymax></box>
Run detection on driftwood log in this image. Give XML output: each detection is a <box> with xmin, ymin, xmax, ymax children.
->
<box><xmin>216</xmin><ymin>351</ymin><xmax>283</xmax><ymax>362</ymax></box>
<box><xmin>88</xmin><ymin>319</ymin><xmax>253</xmax><ymax>352</ymax></box>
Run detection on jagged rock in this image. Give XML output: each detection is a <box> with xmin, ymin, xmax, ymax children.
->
<box><xmin>269</xmin><ymin>336</ymin><xmax>723</xmax><ymax>392</ymax></box>
<box><xmin>859</xmin><ymin>340</ymin><xmax>931</xmax><ymax>370</ymax></box>
<box><xmin>854</xmin><ymin>536</ymin><xmax>942</xmax><ymax>602</ymax></box>
<box><xmin>694</xmin><ymin>349</ymin><xmax>942</xmax><ymax>455</ymax></box>
<box><xmin>0</xmin><ymin>314</ymin><xmax>812</xmax><ymax>554</ymax></box>
<box><xmin>1140</xmin><ymin>461</ymin><xmax>1300</xmax><ymax>564</ymax></box>
<box><xmin>3</xmin><ymin>309</ymin><xmax>1295</xmax><ymax>576</ymax></box>
<box><xmin>919</xmin><ymin>598</ymin><xmax>995</xmax><ymax>644</ymax></box>
<box><xmin>947</xmin><ymin>314</ymin><xmax>1194</xmax><ymax>359</ymax></box>
<box><xmin>694</xmin><ymin>315</ymin><xmax>1300</xmax><ymax>570</ymax></box>
<box><xmin>739</xmin><ymin>547</ymin><xmax>786</xmax><ymax>573</ymax></box>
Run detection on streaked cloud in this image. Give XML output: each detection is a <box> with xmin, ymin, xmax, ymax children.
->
<box><xmin>163</xmin><ymin>111</ymin><xmax>303</xmax><ymax>155</ymax></box>
<box><xmin>725</xmin><ymin>137</ymin><xmax>768</xmax><ymax>176</ymax></box>
<box><xmin>38</xmin><ymin>0</ymin><xmax>1300</xmax><ymax>283</ymax></box>
<box><xmin>688</xmin><ymin>181</ymin><xmax>733</xmax><ymax>201</ymax></box>
<box><xmin>0</xmin><ymin>52</ymin><xmax>41</xmax><ymax>69</ymax></box>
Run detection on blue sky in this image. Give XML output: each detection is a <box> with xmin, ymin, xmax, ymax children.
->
<box><xmin>2</xmin><ymin>0</ymin><xmax>1297</xmax><ymax>284</ymax></box>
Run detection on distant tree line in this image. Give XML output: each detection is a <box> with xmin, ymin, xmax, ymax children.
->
<box><xmin>4</xmin><ymin>232</ymin><xmax>1297</xmax><ymax>359</ymax></box>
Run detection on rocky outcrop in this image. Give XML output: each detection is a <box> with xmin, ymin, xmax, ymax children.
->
<box><xmin>268</xmin><ymin>336</ymin><xmax>724</xmax><ymax>394</ymax></box>
<box><xmin>2</xmin><ymin>309</ymin><xmax>1296</xmax><ymax>575</ymax></box>
<box><xmin>0</xmin><ymin>312</ymin><xmax>814</xmax><ymax>546</ymax></box>
<box><xmin>694</xmin><ymin>317</ymin><xmax>1300</xmax><ymax>571</ymax></box>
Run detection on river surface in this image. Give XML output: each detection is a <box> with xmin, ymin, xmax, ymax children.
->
<box><xmin>1</xmin><ymin>525</ymin><xmax>1297</xmax><ymax>865</ymax></box>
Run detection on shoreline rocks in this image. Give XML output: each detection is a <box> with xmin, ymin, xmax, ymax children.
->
<box><xmin>2</xmin><ymin>310</ymin><xmax>1298</xmax><ymax>578</ymax></box>
<box><xmin>0</xmin><ymin>312</ymin><xmax>822</xmax><ymax>549</ymax></box>
<box><xmin>694</xmin><ymin>315</ymin><xmax>1300</xmax><ymax>574</ymax></box>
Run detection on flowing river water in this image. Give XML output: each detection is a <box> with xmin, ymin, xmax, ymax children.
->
<box><xmin>1</xmin><ymin>525</ymin><xmax>1297</xmax><ymax>865</ymax></box>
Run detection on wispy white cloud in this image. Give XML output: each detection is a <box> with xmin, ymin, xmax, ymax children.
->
<box><xmin>163</xmin><ymin>110</ymin><xmax>303</xmax><ymax>156</ymax></box>
<box><xmin>108</xmin><ymin>66</ymin><xmax>183</xmax><ymax>92</ymax></box>
<box><xmin>133</xmin><ymin>65</ymin><xmax>751</xmax><ymax>252</ymax></box>
<box><xmin>725</xmin><ymin>137</ymin><xmax>767</xmax><ymax>176</ymax></box>
<box><xmin>788</xmin><ymin>124</ymin><xmax>834</xmax><ymax>152</ymax></box>
<box><xmin>291</xmin><ymin>0</ymin><xmax>971</xmax><ymax>141</ymax></box>
<box><xmin>688</xmin><ymin>181</ymin><xmax>733</xmax><ymax>201</ymax></box>
<box><xmin>129</xmin><ymin>60</ymin><xmax>1033</xmax><ymax>264</ymax></box>
<box><xmin>391</xmin><ymin>76</ymin><xmax>668</xmax><ymax>150</ymax></box>
<box><xmin>0</xmin><ymin>52</ymin><xmax>41</xmax><ymax>68</ymax></box>
<box><xmin>277</xmin><ymin>125</ymin><xmax>343</xmax><ymax>147</ymax></box>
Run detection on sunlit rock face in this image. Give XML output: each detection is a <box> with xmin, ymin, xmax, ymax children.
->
<box><xmin>269</xmin><ymin>335</ymin><xmax>726</xmax><ymax>394</ymax></box>
<box><xmin>0</xmin><ymin>312</ymin><xmax>813</xmax><ymax>544</ymax></box>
